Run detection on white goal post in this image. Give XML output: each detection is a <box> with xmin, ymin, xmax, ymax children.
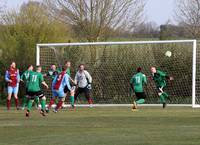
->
<box><xmin>36</xmin><ymin>40</ymin><xmax>200</xmax><ymax>108</ymax></box>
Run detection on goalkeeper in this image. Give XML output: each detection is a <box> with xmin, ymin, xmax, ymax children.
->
<box><xmin>150</xmin><ymin>67</ymin><xmax>173</xmax><ymax>108</ymax></box>
<box><xmin>130</xmin><ymin>67</ymin><xmax>147</xmax><ymax>111</ymax></box>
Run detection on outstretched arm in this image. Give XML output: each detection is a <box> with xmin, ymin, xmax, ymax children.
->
<box><xmin>42</xmin><ymin>81</ymin><xmax>49</xmax><ymax>89</ymax></box>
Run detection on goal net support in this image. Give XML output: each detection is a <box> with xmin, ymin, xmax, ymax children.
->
<box><xmin>36</xmin><ymin>40</ymin><xmax>199</xmax><ymax>108</ymax></box>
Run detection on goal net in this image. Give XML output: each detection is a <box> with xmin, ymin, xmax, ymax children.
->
<box><xmin>36</xmin><ymin>40</ymin><xmax>199</xmax><ymax>108</ymax></box>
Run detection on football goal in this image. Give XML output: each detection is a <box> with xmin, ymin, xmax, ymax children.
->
<box><xmin>36</xmin><ymin>40</ymin><xmax>200</xmax><ymax>108</ymax></box>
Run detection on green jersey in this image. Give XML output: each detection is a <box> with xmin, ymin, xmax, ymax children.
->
<box><xmin>47</xmin><ymin>69</ymin><xmax>61</xmax><ymax>79</ymax></box>
<box><xmin>27</xmin><ymin>71</ymin><xmax>44</xmax><ymax>92</ymax></box>
<box><xmin>152</xmin><ymin>70</ymin><xmax>167</xmax><ymax>88</ymax></box>
<box><xmin>130</xmin><ymin>72</ymin><xmax>147</xmax><ymax>93</ymax></box>
<box><xmin>57</xmin><ymin>67</ymin><xmax>70</xmax><ymax>76</ymax></box>
<box><xmin>66</xmin><ymin>68</ymin><xmax>71</xmax><ymax>76</ymax></box>
<box><xmin>21</xmin><ymin>70</ymin><xmax>32</xmax><ymax>88</ymax></box>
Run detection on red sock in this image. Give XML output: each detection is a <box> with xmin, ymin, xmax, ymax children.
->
<box><xmin>15</xmin><ymin>98</ymin><xmax>19</xmax><ymax>108</ymax></box>
<box><xmin>48</xmin><ymin>99</ymin><xmax>55</xmax><ymax>109</ymax></box>
<box><xmin>7</xmin><ymin>99</ymin><xmax>11</xmax><ymax>110</ymax></box>
<box><xmin>88</xmin><ymin>98</ymin><xmax>93</xmax><ymax>104</ymax></box>
<box><xmin>56</xmin><ymin>100</ymin><xmax>63</xmax><ymax>110</ymax></box>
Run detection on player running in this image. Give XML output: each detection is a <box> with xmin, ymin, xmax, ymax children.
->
<box><xmin>26</xmin><ymin>66</ymin><xmax>49</xmax><ymax>117</ymax></box>
<box><xmin>74</xmin><ymin>64</ymin><xmax>93</xmax><ymax>107</ymax></box>
<box><xmin>130</xmin><ymin>67</ymin><xmax>147</xmax><ymax>111</ymax></box>
<box><xmin>20</xmin><ymin>65</ymin><xmax>33</xmax><ymax>110</ymax></box>
<box><xmin>5</xmin><ymin>62</ymin><xmax>20</xmax><ymax>110</ymax></box>
<box><xmin>150</xmin><ymin>67</ymin><xmax>173</xmax><ymax>108</ymax></box>
<box><xmin>52</xmin><ymin>68</ymin><xmax>73</xmax><ymax>113</ymax></box>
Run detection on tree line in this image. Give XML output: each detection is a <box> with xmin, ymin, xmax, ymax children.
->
<box><xmin>0</xmin><ymin>0</ymin><xmax>199</xmax><ymax>103</ymax></box>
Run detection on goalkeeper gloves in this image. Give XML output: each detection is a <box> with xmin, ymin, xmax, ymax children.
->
<box><xmin>87</xmin><ymin>84</ymin><xmax>92</xmax><ymax>90</ymax></box>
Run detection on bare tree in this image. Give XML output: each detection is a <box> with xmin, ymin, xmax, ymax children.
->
<box><xmin>175</xmin><ymin>0</ymin><xmax>200</xmax><ymax>38</ymax></box>
<box><xmin>44</xmin><ymin>0</ymin><xmax>146</xmax><ymax>41</ymax></box>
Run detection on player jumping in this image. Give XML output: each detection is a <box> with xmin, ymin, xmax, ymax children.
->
<box><xmin>150</xmin><ymin>67</ymin><xmax>173</xmax><ymax>108</ymax></box>
<box><xmin>130</xmin><ymin>67</ymin><xmax>147</xmax><ymax>111</ymax></box>
<box><xmin>52</xmin><ymin>68</ymin><xmax>74</xmax><ymax>113</ymax></box>
<box><xmin>5</xmin><ymin>62</ymin><xmax>20</xmax><ymax>110</ymax></box>
<box><xmin>26</xmin><ymin>66</ymin><xmax>49</xmax><ymax>117</ymax></box>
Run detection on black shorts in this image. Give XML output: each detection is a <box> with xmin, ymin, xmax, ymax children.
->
<box><xmin>135</xmin><ymin>92</ymin><xmax>146</xmax><ymax>100</ymax></box>
<box><xmin>64</xmin><ymin>85</ymin><xmax>71</xmax><ymax>93</ymax></box>
<box><xmin>27</xmin><ymin>91</ymin><xmax>44</xmax><ymax>100</ymax></box>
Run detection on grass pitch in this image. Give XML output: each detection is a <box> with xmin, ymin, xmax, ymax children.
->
<box><xmin>0</xmin><ymin>107</ymin><xmax>200</xmax><ymax>145</ymax></box>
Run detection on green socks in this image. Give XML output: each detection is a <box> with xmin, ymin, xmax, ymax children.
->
<box><xmin>136</xmin><ymin>99</ymin><xmax>145</xmax><ymax>104</ymax></box>
<box><xmin>22</xmin><ymin>96</ymin><xmax>27</xmax><ymax>108</ymax></box>
<box><xmin>160</xmin><ymin>92</ymin><xmax>169</xmax><ymax>103</ymax></box>
<box><xmin>34</xmin><ymin>97</ymin><xmax>39</xmax><ymax>108</ymax></box>
<box><xmin>70</xmin><ymin>96</ymin><xmax>74</xmax><ymax>107</ymax></box>
<box><xmin>41</xmin><ymin>99</ymin><xmax>46</xmax><ymax>111</ymax></box>
<box><xmin>27</xmin><ymin>100</ymin><xmax>33</xmax><ymax>112</ymax></box>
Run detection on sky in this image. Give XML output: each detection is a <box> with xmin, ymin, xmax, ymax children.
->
<box><xmin>4</xmin><ymin>0</ymin><xmax>176</xmax><ymax>25</ymax></box>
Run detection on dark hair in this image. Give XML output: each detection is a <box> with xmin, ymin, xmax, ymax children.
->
<box><xmin>79</xmin><ymin>64</ymin><xmax>85</xmax><ymax>68</ymax></box>
<box><xmin>64</xmin><ymin>61</ymin><xmax>71</xmax><ymax>65</ymax></box>
<box><xmin>27</xmin><ymin>64</ymin><xmax>33</xmax><ymax>69</ymax></box>
<box><xmin>137</xmin><ymin>67</ymin><xmax>142</xmax><ymax>72</ymax></box>
<box><xmin>36</xmin><ymin>65</ymin><xmax>42</xmax><ymax>69</ymax></box>
<box><xmin>62</xmin><ymin>66</ymin><xmax>66</xmax><ymax>71</ymax></box>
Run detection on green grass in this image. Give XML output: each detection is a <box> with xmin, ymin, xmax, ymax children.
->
<box><xmin>0</xmin><ymin>107</ymin><xmax>200</xmax><ymax>145</ymax></box>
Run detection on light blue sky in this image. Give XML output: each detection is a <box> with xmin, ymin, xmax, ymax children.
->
<box><xmin>4</xmin><ymin>0</ymin><xmax>176</xmax><ymax>25</ymax></box>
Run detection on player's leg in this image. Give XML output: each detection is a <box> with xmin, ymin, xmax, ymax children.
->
<box><xmin>158</xmin><ymin>87</ymin><xmax>168</xmax><ymax>108</ymax></box>
<box><xmin>74</xmin><ymin>88</ymin><xmax>82</xmax><ymax>104</ymax></box>
<box><xmin>34</xmin><ymin>96</ymin><xmax>39</xmax><ymax>109</ymax></box>
<box><xmin>21</xmin><ymin>89</ymin><xmax>28</xmax><ymax>110</ymax></box>
<box><xmin>37</xmin><ymin>91</ymin><xmax>46</xmax><ymax>116</ymax></box>
<box><xmin>48</xmin><ymin>90</ymin><xmax>57</xmax><ymax>110</ymax></box>
<box><xmin>84</xmin><ymin>87</ymin><xmax>93</xmax><ymax>107</ymax></box>
<box><xmin>69</xmin><ymin>89</ymin><xmax>75</xmax><ymax>109</ymax></box>
<box><xmin>54</xmin><ymin>91</ymin><xmax>66</xmax><ymax>113</ymax></box>
<box><xmin>136</xmin><ymin>92</ymin><xmax>145</xmax><ymax>104</ymax></box>
<box><xmin>25</xmin><ymin>92</ymin><xmax>35</xmax><ymax>117</ymax></box>
<box><xmin>65</xmin><ymin>85</ymin><xmax>75</xmax><ymax>109</ymax></box>
<box><xmin>7</xmin><ymin>86</ymin><xmax>12</xmax><ymax>110</ymax></box>
<box><xmin>40</xmin><ymin>96</ymin><xmax>46</xmax><ymax>116</ymax></box>
<box><xmin>13</xmin><ymin>85</ymin><xmax>19</xmax><ymax>110</ymax></box>
<box><xmin>26</xmin><ymin>99</ymin><xmax>34</xmax><ymax>117</ymax></box>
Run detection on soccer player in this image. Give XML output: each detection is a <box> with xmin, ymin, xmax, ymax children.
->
<box><xmin>5</xmin><ymin>62</ymin><xmax>20</xmax><ymax>110</ymax></box>
<box><xmin>26</xmin><ymin>66</ymin><xmax>49</xmax><ymax>117</ymax></box>
<box><xmin>45</xmin><ymin>64</ymin><xmax>60</xmax><ymax>79</ymax></box>
<box><xmin>74</xmin><ymin>64</ymin><xmax>93</xmax><ymax>107</ymax></box>
<box><xmin>46</xmin><ymin>64</ymin><xmax>60</xmax><ymax>110</ymax></box>
<box><xmin>52</xmin><ymin>68</ymin><xmax>73</xmax><ymax>112</ymax></box>
<box><xmin>150</xmin><ymin>67</ymin><xmax>173</xmax><ymax>108</ymax></box>
<box><xmin>130</xmin><ymin>67</ymin><xmax>147</xmax><ymax>111</ymax></box>
<box><xmin>20</xmin><ymin>65</ymin><xmax>33</xmax><ymax>110</ymax></box>
<box><xmin>64</xmin><ymin>61</ymin><xmax>71</xmax><ymax>76</ymax></box>
<box><xmin>63</xmin><ymin>61</ymin><xmax>75</xmax><ymax>109</ymax></box>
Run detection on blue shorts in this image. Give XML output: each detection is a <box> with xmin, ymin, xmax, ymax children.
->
<box><xmin>52</xmin><ymin>90</ymin><xmax>66</xmax><ymax>98</ymax></box>
<box><xmin>8</xmin><ymin>85</ymin><xmax>19</xmax><ymax>95</ymax></box>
